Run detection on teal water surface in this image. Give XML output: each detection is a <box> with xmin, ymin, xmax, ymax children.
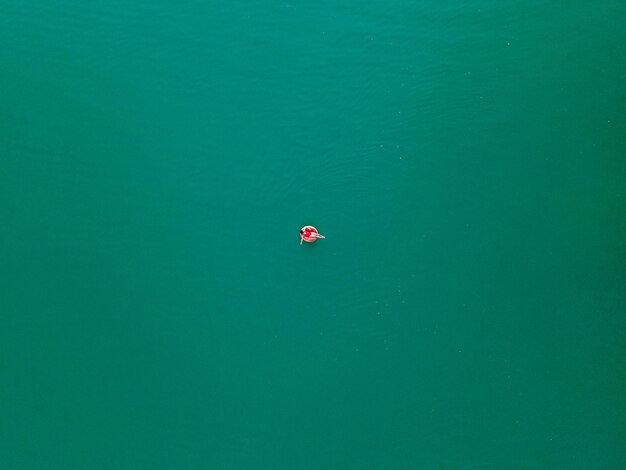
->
<box><xmin>1</xmin><ymin>1</ymin><xmax>625</xmax><ymax>468</ymax></box>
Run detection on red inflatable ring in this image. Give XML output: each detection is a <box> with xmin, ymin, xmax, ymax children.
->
<box><xmin>300</xmin><ymin>225</ymin><xmax>325</xmax><ymax>244</ymax></box>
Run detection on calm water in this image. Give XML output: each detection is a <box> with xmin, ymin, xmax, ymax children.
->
<box><xmin>1</xmin><ymin>1</ymin><xmax>625</xmax><ymax>468</ymax></box>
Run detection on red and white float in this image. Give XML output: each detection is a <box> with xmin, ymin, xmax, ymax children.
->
<box><xmin>300</xmin><ymin>226</ymin><xmax>325</xmax><ymax>245</ymax></box>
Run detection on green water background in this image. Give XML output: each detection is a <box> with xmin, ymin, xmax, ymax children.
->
<box><xmin>1</xmin><ymin>1</ymin><xmax>625</xmax><ymax>468</ymax></box>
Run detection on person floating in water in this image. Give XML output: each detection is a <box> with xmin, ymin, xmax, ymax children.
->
<box><xmin>300</xmin><ymin>226</ymin><xmax>325</xmax><ymax>245</ymax></box>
